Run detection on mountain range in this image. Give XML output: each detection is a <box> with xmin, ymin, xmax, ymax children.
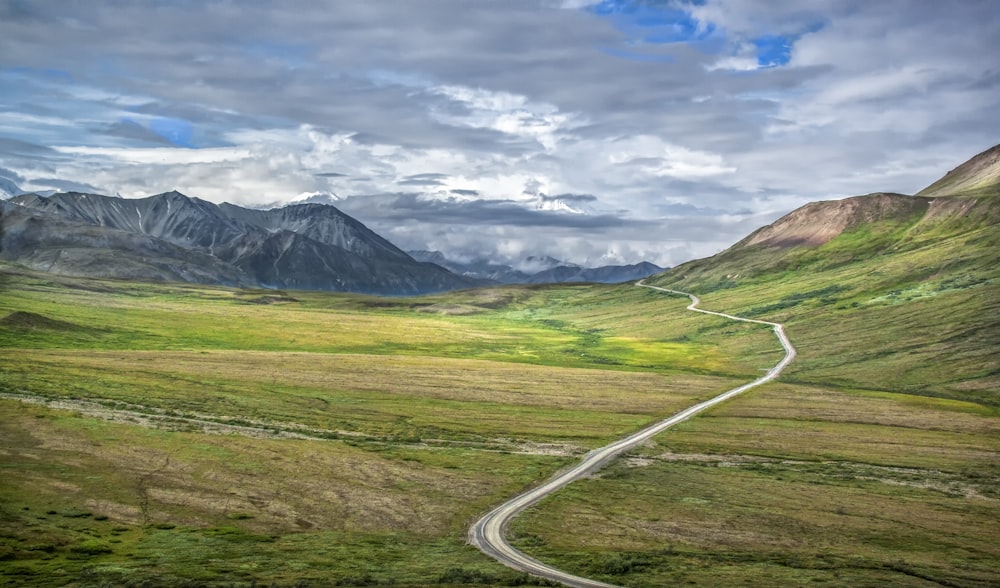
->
<box><xmin>0</xmin><ymin>191</ymin><xmax>480</xmax><ymax>295</ymax></box>
<box><xmin>0</xmin><ymin>190</ymin><xmax>663</xmax><ymax>294</ymax></box>
<box><xmin>2</xmin><ymin>144</ymin><xmax>997</xmax><ymax>303</ymax></box>
<box><xmin>407</xmin><ymin>250</ymin><xmax>663</xmax><ymax>284</ymax></box>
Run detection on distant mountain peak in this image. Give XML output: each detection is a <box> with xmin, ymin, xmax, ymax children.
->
<box><xmin>407</xmin><ymin>250</ymin><xmax>663</xmax><ymax>284</ymax></box>
<box><xmin>258</xmin><ymin>191</ymin><xmax>342</xmax><ymax>210</ymax></box>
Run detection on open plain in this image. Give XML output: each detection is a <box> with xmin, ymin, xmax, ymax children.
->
<box><xmin>2</xmin><ymin>252</ymin><xmax>997</xmax><ymax>586</ymax></box>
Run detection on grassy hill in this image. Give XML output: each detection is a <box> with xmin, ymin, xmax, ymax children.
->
<box><xmin>648</xmin><ymin>145</ymin><xmax>1000</xmax><ymax>404</ymax></box>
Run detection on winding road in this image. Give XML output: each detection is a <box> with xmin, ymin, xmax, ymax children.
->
<box><xmin>468</xmin><ymin>281</ymin><xmax>797</xmax><ymax>588</ymax></box>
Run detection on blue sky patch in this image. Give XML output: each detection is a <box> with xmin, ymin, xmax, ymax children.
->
<box><xmin>146</xmin><ymin>117</ymin><xmax>195</xmax><ymax>147</ymax></box>
<box><xmin>753</xmin><ymin>35</ymin><xmax>792</xmax><ymax>67</ymax></box>
<box><xmin>588</xmin><ymin>0</ymin><xmax>716</xmax><ymax>46</ymax></box>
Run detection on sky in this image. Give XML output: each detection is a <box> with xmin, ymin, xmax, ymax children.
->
<box><xmin>1</xmin><ymin>0</ymin><xmax>998</xmax><ymax>269</ymax></box>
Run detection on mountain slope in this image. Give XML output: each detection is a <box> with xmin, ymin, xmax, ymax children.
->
<box><xmin>916</xmin><ymin>143</ymin><xmax>1000</xmax><ymax>198</ymax></box>
<box><xmin>0</xmin><ymin>199</ymin><xmax>250</xmax><ymax>285</ymax></box>
<box><xmin>648</xmin><ymin>143</ymin><xmax>1000</xmax><ymax>403</ymax></box>
<box><xmin>219</xmin><ymin>202</ymin><xmax>414</xmax><ymax>263</ymax></box>
<box><xmin>2</xmin><ymin>191</ymin><xmax>477</xmax><ymax>295</ymax></box>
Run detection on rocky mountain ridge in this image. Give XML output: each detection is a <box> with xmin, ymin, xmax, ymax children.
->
<box><xmin>0</xmin><ymin>191</ymin><xmax>480</xmax><ymax>295</ymax></box>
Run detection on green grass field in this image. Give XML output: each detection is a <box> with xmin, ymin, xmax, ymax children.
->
<box><xmin>1</xmin><ymin>255</ymin><xmax>997</xmax><ymax>586</ymax></box>
<box><xmin>505</xmin><ymin>191</ymin><xmax>1000</xmax><ymax>586</ymax></box>
<box><xmin>0</xmin><ymin>263</ymin><xmax>775</xmax><ymax>587</ymax></box>
<box><xmin>512</xmin><ymin>382</ymin><xmax>999</xmax><ymax>586</ymax></box>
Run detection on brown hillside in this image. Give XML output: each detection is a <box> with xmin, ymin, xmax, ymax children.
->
<box><xmin>736</xmin><ymin>193</ymin><xmax>928</xmax><ymax>249</ymax></box>
<box><xmin>917</xmin><ymin>143</ymin><xmax>1000</xmax><ymax>197</ymax></box>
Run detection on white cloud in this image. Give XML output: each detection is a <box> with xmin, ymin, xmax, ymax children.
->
<box><xmin>1</xmin><ymin>0</ymin><xmax>997</xmax><ymax>267</ymax></box>
<box><xmin>54</xmin><ymin>146</ymin><xmax>252</xmax><ymax>165</ymax></box>
<box><xmin>430</xmin><ymin>84</ymin><xmax>581</xmax><ymax>151</ymax></box>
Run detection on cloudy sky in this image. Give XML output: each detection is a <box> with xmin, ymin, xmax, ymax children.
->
<box><xmin>1</xmin><ymin>1</ymin><xmax>997</xmax><ymax>268</ymax></box>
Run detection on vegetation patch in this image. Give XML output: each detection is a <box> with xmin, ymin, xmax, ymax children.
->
<box><xmin>0</xmin><ymin>310</ymin><xmax>91</xmax><ymax>332</ymax></box>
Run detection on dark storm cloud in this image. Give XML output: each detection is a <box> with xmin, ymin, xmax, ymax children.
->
<box><xmin>398</xmin><ymin>173</ymin><xmax>451</xmax><ymax>186</ymax></box>
<box><xmin>338</xmin><ymin>193</ymin><xmax>651</xmax><ymax>230</ymax></box>
<box><xmin>0</xmin><ymin>137</ymin><xmax>57</xmax><ymax>156</ymax></box>
<box><xmin>539</xmin><ymin>193</ymin><xmax>598</xmax><ymax>204</ymax></box>
<box><xmin>0</xmin><ymin>167</ymin><xmax>25</xmax><ymax>182</ymax></box>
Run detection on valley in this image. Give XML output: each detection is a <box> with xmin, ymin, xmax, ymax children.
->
<box><xmin>1</xmin><ymin>145</ymin><xmax>999</xmax><ymax>586</ymax></box>
<box><xmin>1</xmin><ymin>254</ymin><xmax>996</xmax><ymax>586</ymax></box>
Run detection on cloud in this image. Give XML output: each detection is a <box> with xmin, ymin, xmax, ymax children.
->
<box><xmin>338</xmin><ymin>192</ymin><xmax>647</xmax><ymax>229</ymax></box>
<box><xmin>397</xmin><ymin>178</ymin><xmax>448</xmax><ymax>186</ymax></box>
<box><xmin>0</xmin><ymin>167</ymin><xmax>25</xmax><ymax>183</ymax></box>
<box><xmin>53</xmin><ymin>146</ymin><xmax>252</xmax><ymax>165</ymax></box>
<box><xmin>99</xmin><ymin>119</ymin><xmax>175</xmax><ymax>145</ymax></box>
<box><xmin>26</xmin><ymin>178</ymin><xmax>103</xmax><ymax>194</ymax></box>
<box><xmin>397</xmin><ymin>173</ymin><xmax>451</xmax><ymax>186</ymax></box>
<box><xmin>539</xmin><ymin>193</ymin><xmax>597</xmax><ymax>203</ymax></box>
<box><xmin>0</xmin><ymin>1</ymin><xmax>996</xmax><ymax>267</ymax></box>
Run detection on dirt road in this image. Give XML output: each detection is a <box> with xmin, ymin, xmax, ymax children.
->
<box><xmin>468</xmin><ymin>281</ymin><xmax>797</xmax><ymax>587</ymax></box>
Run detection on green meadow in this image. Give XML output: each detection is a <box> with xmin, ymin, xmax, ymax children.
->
<box><xmin>506</xmin><ymin>192</ymin><xmax>1000</xmax><ymax>586</ymax></box>
<box><xmin>1</xmin><ymin>254</ymin><xmax>997</xmax><ymax>586</ymax></box>
<box><xmin>0</xmin><ymin>263</ymin><xmax>769</xmax><ymax>587</ymax></box>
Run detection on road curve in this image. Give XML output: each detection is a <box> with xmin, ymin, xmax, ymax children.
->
<box><xmin>468</xmin><ymin>280</ymin><xmax>797</xmax><ymax>588</ymax></box>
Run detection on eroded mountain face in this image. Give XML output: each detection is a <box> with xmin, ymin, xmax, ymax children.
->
<box><xmin>1</xmin><ymin>191</ymin><xmax>480</xmax><ymax>295</ymax></box>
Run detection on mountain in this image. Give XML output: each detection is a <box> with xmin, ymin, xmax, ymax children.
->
<box><xmin>648</xmin><ymin>143</ymin><xmax>1000</xmax><ymax>404</ymax></box>
<box><xmin>526</xmin><ymin>262</ymin><xmax>664</xmax><ymax>284</ymax></box>
<box><xmin>1</xmin><ymin>191</ymin><xmax>479</xmax><ymax>295</ymax></box>
<box><xmin>407</xmin><ymin>251</ymin><xmax>663</xmax><ymax>285</ymax></box>
<box><xmin>916</xmin><ymin>143</ymin><xmax>1000</xmax><ymax>198</ymax></box>
<box><xmin>0</xmin><ymin>198</ymin><xmax>250</xmax><ymax>285</ymax></box>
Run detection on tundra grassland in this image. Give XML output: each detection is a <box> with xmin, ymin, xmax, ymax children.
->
<box><xmin>510</xmin><ymin>197</ymin><xmax>1000</xmax><ymax>586</ymax></box>
<box><xmin>0</xmin><ymin>263</ymin><xmax>776</xmax><ymax>587</ymax></box>
<box><xmin>649</xmin><ymin>195</ymin><xmax>1000</xmax><ymax>403</ymax></box>
<box><xmin>512</xmin><ymin>382</ymin><xmax>1000</xmax><ymax>587</ymax></box>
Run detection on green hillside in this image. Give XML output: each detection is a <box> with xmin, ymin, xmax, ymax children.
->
<box><xmin>512</xmin><ymin>146</ymin><xmax>1000</xmax><ymax>586</ymax></box>
<box><xmin>648</xmin><ymin>145</ymin><xmax>1000</xmax><ymax>404</ymax></box>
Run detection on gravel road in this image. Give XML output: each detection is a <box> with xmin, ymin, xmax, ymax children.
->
<box><xmin>468</xmin><ymin>281</ymin><xmax>797</xmax><ymax>587</ymax></box>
